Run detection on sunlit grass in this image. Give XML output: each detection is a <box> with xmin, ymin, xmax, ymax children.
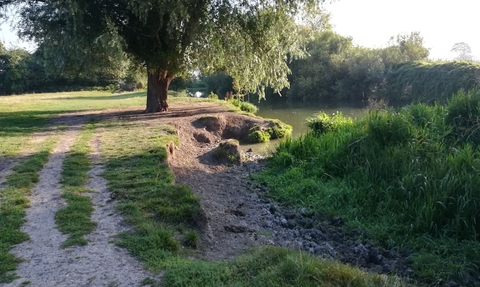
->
<box><xmin>0</xmin><ymin>135</ymin><xmax>58</xmax><ymax>283</ymax></box>
<box><xmin>162</xmin><ymin>246</ymin><xmax>411</xmax><ymax>287</ymax></box>
<box><xmin>55</xmin><ymin>122</ymin><xmax>97</xmax><ymax>247</ymax></box>
<box><xmin>98</xmin><ymin>119</ymin><xmax>201</xmax><ymax>272</ymax></box>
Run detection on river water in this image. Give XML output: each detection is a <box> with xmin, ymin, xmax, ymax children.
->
<box><xmin>242</xmin><ymin>102</ymin><xmax>367</xmax><ymax>155</ymax></box>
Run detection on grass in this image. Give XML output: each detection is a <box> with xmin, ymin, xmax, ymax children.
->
<box><xmin>55</xmin><ymin>121</ymin><xmax>97</xmax><ymax>247</ymax></box>
<box><xmin>0</xmin><ymin>136</ymin><xmax>58</xmax><ymax>283</ymax></box>
<box><xmin>258</xmin><ymin>89</ymin><xmax>480</xmax><ymax>285</ymax></box>
<box><xmin>98</xmin><ymin>119</ymin><xmax>202</xmax><ymax>271</ymax></box>
<box><xmin>162</xmin><ymin>246</ymin><xmax>410</xmax><ymax>287</ymax></box>
<box><xmin>0</xmin><ymin>90</ymin><xmax>414</xmax><ymax>286</ymax></box>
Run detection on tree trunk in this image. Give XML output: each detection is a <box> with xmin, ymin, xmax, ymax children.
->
<box><xmin>145</xmin><ymin>70</ymin><xmax>174</xmax><ymax>113</ymax></box>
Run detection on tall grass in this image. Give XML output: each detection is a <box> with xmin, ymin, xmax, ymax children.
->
<box><xmin>259</xmin><ymin>89</ymin><xmax>480</xmax><ymax>284</ymax></box>
<box><xmin>162</xmin><ymin>246</ymin><xmax>410</xmax><ymax>287</ymax></box>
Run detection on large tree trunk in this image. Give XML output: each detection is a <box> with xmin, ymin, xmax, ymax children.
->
<box><xmin>145</xmin><ymin>70</ymin><xmax>174</xmax><ymax>113</ymax></box>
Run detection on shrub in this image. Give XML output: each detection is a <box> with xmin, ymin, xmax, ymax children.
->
<box><xmin>445</xmin><ymin>89</ymin><xmax>480</xmax><ymax>146</ymax></box>
<box><xmin>239</xmin><ymin>102</ymin><xmax>258</xmax><ymax>113</ymax></box>
<box><xmin>267</xmin><ymin>120</ymin><xmax>292</xmax><ymax>139</ymax></box>
<box><xmin>306</xmin><ymin>112</ymin><xmax>353</xmax><ymax>134</ymax></box>
<box><xmin>248</xmin><ymin>125</ymin><xmax>271</xmax><ymax>143</ymax></box>
<box><xmin>366</xmin><ymin>110</ymin><xmax>413</xmax><ymax>145</ymax></box>
<box><xmin>207</xmin><ymin>92</ymin><xmax>219</xmax><ymax>100</ymax></box>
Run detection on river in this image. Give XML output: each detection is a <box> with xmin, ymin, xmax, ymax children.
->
<box><xmin>242</xmin><ymin>102</ymin><xmax>367</xmax><ymax>155</ymax></box>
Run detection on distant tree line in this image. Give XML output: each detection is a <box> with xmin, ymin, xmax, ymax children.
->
<box><xmin>201</xmin><ymin>27</ymin><xmax>480</xmax><ymax>105</ymax></box>
<box><xmin>0</xmin><ymin>42</ymin><xmax>123</xmax><ymax>95</ymax></box>
<box><xmin>2</xmin><ymin>13</ymin><xmax>480</xmax><ymax>103</ymax></box>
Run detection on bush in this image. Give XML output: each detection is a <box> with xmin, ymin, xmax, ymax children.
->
<box><xmin>267</xmin><ymin>120</ymin><xmax>292</xmax><ymax>139</ymax></box>
<box><xmin>306</xmin><ymin>112</ymin><xmax>353</xmax><ymax>134</ymax></box>
<box><xmin>207</xmin><ymin>92</ymin><xmax>219</xmax><ymax>100</ymax></box>
<box><xmin>445</xmin><ymin>89</ymin><xmax>480</xmax><ymax>146</ymax></box>
<box><xmin>366</xmin><ymin>110</ymin><xmax>413</xmax><ymax>145</ymax></box>
<box><xmin>239</xmin><ymin>102</ymin><xmax>258</xmax><ymax>113</ymax></box>
<box><xmin>248</xmin><ymin>125</ymin><xmax>271</xmax><ymax>143</ymax></box>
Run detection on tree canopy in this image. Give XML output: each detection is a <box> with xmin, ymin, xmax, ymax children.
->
<box><xmin>1</xmin><ymin>0</ymin><xmax>320</xmax><ymax>111</ymax></box>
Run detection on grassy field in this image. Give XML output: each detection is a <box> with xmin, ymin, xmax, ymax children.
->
<box><xmin>258</xmin><ymin>89</ymin><xmax>480</xmax><ymax>285</ymax></box>
<box><xmin>0</xmin><ymin>90</ymin><xmax>413</xmax><ymax>286</ymax></box>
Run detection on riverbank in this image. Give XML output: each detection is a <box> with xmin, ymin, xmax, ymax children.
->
<box><xmin>0</xmin><ymin>92</ymin><xmax>410</xmax><ymax>286</ymax></box>
<box><xmin>258</xmin><ymin>90</ymin><xmax>480</xmax><ymax>286</ymax></box>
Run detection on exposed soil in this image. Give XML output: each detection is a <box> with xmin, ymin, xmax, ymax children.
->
<box><xmin>146</xmin><ymin>103</ymin><xmax>414</xmax><ymax>280</ymax></box>
<box><xmin>3</xmin><ymin>102</ymin><xmax>415</xmax><ymax>287</ymax></box>
<box><xmin>3</xmin><ymin>113</ymin><xmax>157</xmax><ymax>287</ymax></box>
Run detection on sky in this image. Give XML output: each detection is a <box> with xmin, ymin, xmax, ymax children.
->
<box><xmin>1</xmin><ymin>0</ymin><xmax>479</xmax><ymax>60</ymax></box>
<box><xmin>324</xmin><ymin>0</ymin><xmax>480</xmax><ymax>60</ymax></box>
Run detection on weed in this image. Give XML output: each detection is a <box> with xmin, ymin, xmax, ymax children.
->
<box><xmin>141</xmin><ymin>277</ymin><xmax>157</xmax><ymax>286</ymax></box>
<box><xmin>183</xmin><ymin>231</ymin><xmax>199</xmax><ymax>248</ymax></box>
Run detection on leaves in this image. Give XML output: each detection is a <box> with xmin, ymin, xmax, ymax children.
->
<box><xmin>3</xmin><ymin>0</ymin><xmax>322</xmax><ymax>97</ymax></box>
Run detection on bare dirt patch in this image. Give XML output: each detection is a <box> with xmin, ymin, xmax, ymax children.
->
<box><xmin>109</xmin><ymin>102</ymin><xmax>413</xmax><ymax>279</ymax></box>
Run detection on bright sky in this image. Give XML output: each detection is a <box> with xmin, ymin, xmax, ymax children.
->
<box><xmin>1</xmin><ymin>0</ymin><xmax>479</xmax><ymax>60</ymax></box>
<box><xmin>324</xmin><ymin>0</ymin><xmax>480</xmax><ymax>60</ymax></box>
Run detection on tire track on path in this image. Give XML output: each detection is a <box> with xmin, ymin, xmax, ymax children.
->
<box><xmin>3</xmin><ymin>115</ymin><xmax>155</xmax><ymax>287</ymax></box>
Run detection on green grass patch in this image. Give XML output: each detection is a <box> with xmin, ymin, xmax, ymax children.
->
<box><xmin>162</xmin><ymin>246</ymin><xmax>410</xmax><ymax>287</ymax></box>
<box><xmin>99</xmin><ymin>120</ymin><xmax>201</xmax><ymax>272</ymax></box>
<box><xmin>258</xmin><ymin>90</ymin><xmax>480</xmax><ymax>285</ymax></box>
<box><xmin>55</xmin><ymin>121</ymin><xmax>97</xmax><ymax>247</ymax></box>
<box><xmin>0</xmin><ymin>136</ymin><xmax>58</xmax><ymax>283</ymax></box>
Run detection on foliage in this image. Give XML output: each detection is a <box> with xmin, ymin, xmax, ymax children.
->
<box><xmin>267</xmin><ymin>119</ymin><xmax>292</xmax><ymax>139</ymax></box>
<box><xmin>248</xmin><ymin>125</ymin><xmax>271</xmax><ymax>143</ymax></box>
<box><xmin>162</xmin><ymin>246</ymin><xmax>410</xmax><ymax>287</ymax></box>
<box><xmin>286</xmin><ymin>30</ymin><xmax>430</xmax><ymax>103</ymax></box>
<box><xmin>227</xmin><ymin>98</ymin><xmax>259</xmax><ymax>113</ymax></box>
<box><xmin>3</xmin><ymin>0</ymin><xmax>322</xmax><ymax>110</ymax></box>
<box><xmin>259</xmin><ymin>90</ymin><xmax>480</xmax><ymax>284</ymax></box>
<box><xmin>207</xmin><ymin>92</ymin><xmax>218</xmax><ymax>100</ymax></box>
<box><xmin>0</xmin><ymin>42</ymin><xmax>120</xmax><ymax>95</ymax></box>
<box><xmin>306</xmin><ymin>112</ymin><xmax>354</xmax><ymax>134</ymax></box>
<box><xmin>451</xmin><ymin>42</ymin><xmax>473</xmax><ymax>61</ymax></box>
<box><xmin>202</xmin><ymin>73</ymin><xmax>233</xmax><ymax>98</ymax></box>
<box><xmin>384</xmin><ymin>61</ymin><xmax>480</xmax><ymax>103</ymax></box>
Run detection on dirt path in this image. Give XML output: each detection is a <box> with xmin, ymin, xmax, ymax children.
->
<box><xmin>3</xmin><ymin>114</ymin><xmax>155</xmax><ymax>287</ymax></box>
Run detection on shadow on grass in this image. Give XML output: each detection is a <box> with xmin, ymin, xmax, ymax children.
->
<box><xmin>0</xmin><ymin>110</ymin><xmax>69</xmax><ymax>137</ymax></box>
<box><xmin>47</xmin><ymin>91</ymin><xmax>147</xmax><ymax>101</ymax></box>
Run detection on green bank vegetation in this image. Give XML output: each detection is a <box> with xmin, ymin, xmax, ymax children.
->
<box><xmin>162</xmin><ymin>246</ymin><xmax>410</xmax><ymax>287</ymax></box>
<box><xmin>258</xmin><ymin>89</ymin><xmax>480</xmax><ymax>284</ymax></box>
<box><xmin>99</xmin><ymin>119</ymin><xmax>202</xmax><ymax>272</ymax></box>
<box><xmin>0</xmin><ymin>90</ymin><xmax>412</xmax><ymax>286</ymax></box>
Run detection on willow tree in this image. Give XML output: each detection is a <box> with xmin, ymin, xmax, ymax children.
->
<box><xmin>1</xmin><ymin>0</ymin><xmax>320</xmax><ymax>112</ymax></box>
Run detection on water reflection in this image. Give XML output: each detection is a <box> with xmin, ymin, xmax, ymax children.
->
<box><xmin>242</xmin><ymin>102</ymin><xmax>367</xmax><ymax>155</ymax></box>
